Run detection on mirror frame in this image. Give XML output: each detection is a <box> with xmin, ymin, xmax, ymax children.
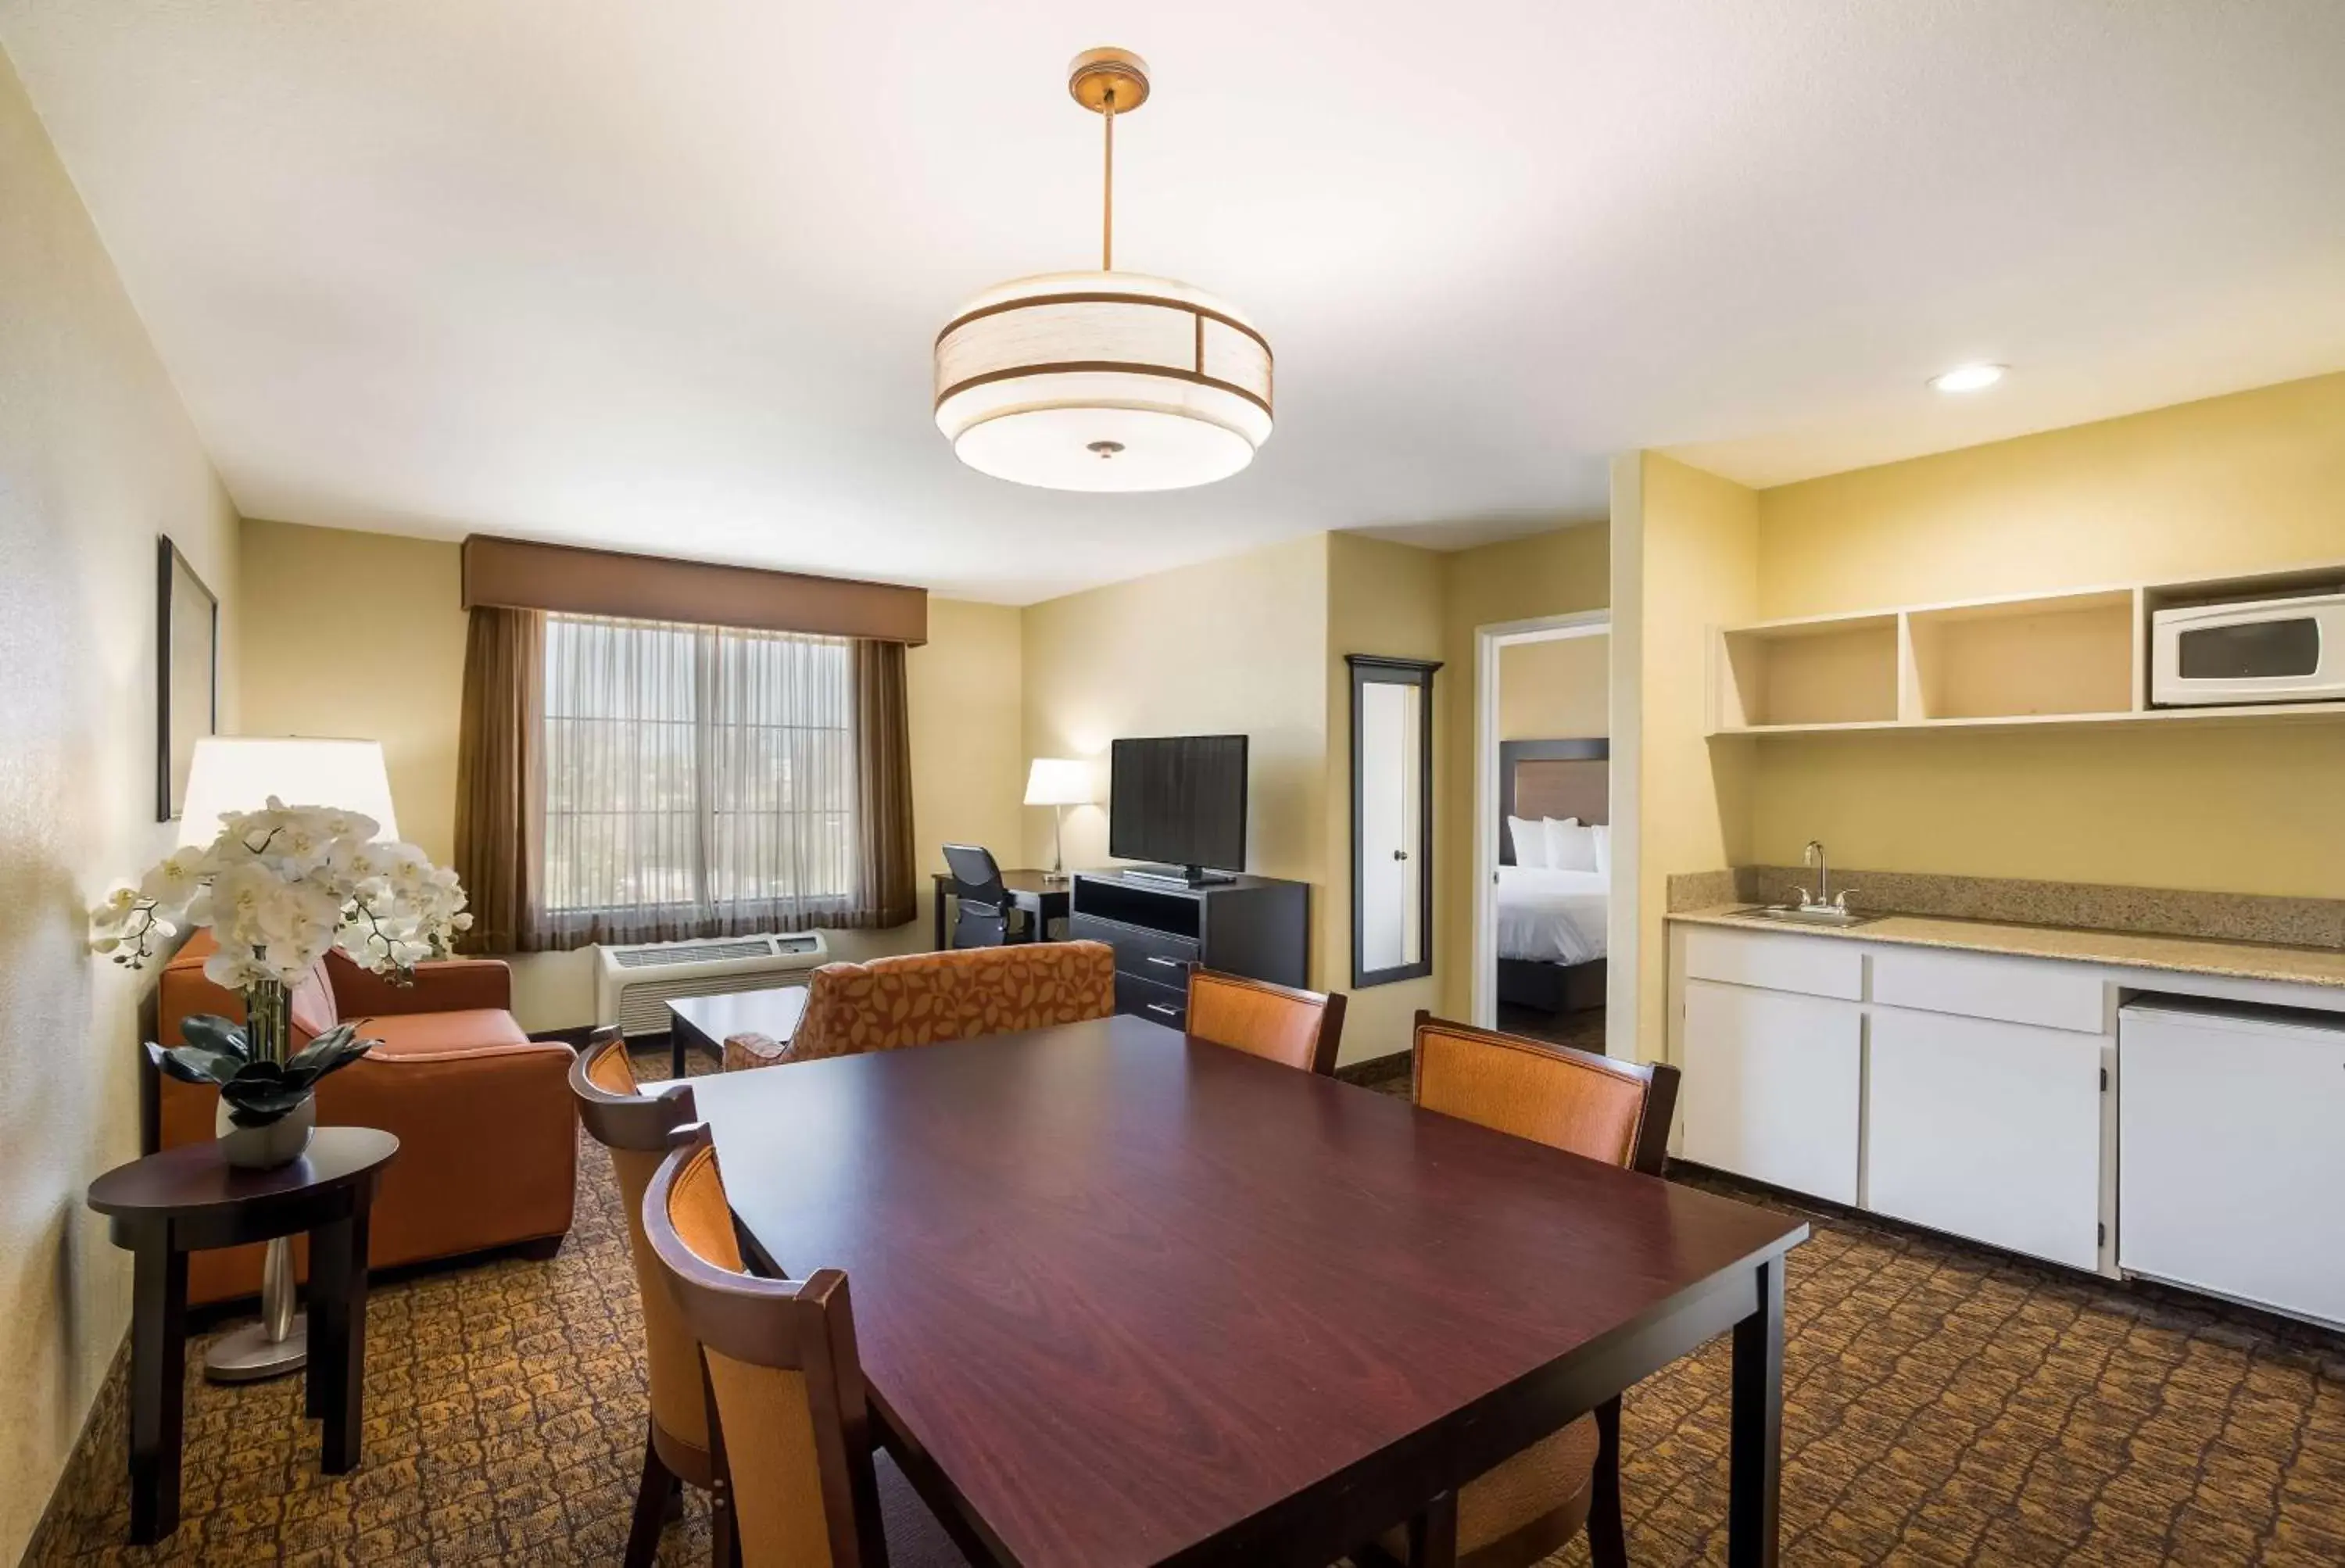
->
<box><xmin>1347</xmin><ymin>653</ymin><xmax>1440</xmax><ymax>988</ymax></box>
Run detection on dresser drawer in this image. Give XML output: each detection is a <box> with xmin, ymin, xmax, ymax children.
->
<box><xmin>1681</xmin><ymin>925</ymin><xmax>1863</xmax><ymax>1001</ymax></box>
<box><xmin>1072</xmin><ymin>914</ymin><xmax>1201</xmax><ymax>982</ymax></box>
<box><xmin>1871</xmin><ymin>946</ymin><xmax>2110</xmax><ymax>1034</ymax></box>
<box><xmin>1115</xmin><ymin>972</ymin><xmax>1190</xmax><ymax>1030</ymax></box>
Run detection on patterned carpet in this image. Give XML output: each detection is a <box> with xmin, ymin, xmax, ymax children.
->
<box><xmin>26</xmin><ymin>1042</ymin><xmax>2345</xmax><ymax>1566</ymax></box>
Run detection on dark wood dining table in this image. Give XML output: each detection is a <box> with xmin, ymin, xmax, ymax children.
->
<box><xmin>689</xmin><ymin>1014</ymin><xmax>1806</xmax><ymax>1568</ymax></box>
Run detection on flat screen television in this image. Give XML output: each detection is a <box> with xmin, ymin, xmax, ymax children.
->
<box><xmin>1109</xmin><ymin>735</ymin><xmax>1248</xmax><ymax>881</ymax></box>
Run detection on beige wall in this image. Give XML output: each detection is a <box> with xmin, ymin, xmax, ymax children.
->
<box><xmin>0</xmin><ymin>48</ymin><xmax>244</xmax><ymax>1559</ymax></box>
<box><xmin>1619</xmin><ymin>454</ymin><xmax>1758</xmax><ymax>1061</ymax></box>
<box><xmin>1021</xmin><ymin>532</ymin><xmax>1331</xmax><ymax>893</ymax></box>
<box><xmin>239</xmin><ymin>521</ymin><xmax>467</xmax><ymax>865</ymax></box>
<box><xmin>908</xmin><ymin>597</ymin><xmax>1026</xmax><ymax>941</ymax></box>
<box><xmin>1019</xmin><ymin>524</ymin><xmax>1611</xmax><ymax>1058</ymax></box>
<box><xmin>1498</xmin><ymin>634</ymin><xmax>1609</xmax><ymax>740</ymax></box>
<box><xmin>1323</xmin><ymin>535</ymin><xmax>1446</xmax><ymax>1063</ymax></box>
<box><xmin>1434</xmin><ymin>526</ymin><xmax>1611</xmax><ymax>1020</ymax></box>
<box><xmin>235</xmin><ymin>523</ymin><xmax>1026</xmax><ymax>1029</ymax></box>
<box><xmin>1749</xmin><ymin>371</ymin><xmax>2345</xmax><ymax>897</ymax></box>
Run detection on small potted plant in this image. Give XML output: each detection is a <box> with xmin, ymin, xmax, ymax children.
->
<box><xmin>147</xmin><ymin>1016</ymin><xmax>378</xmax><ymax>1169</ymax></box>
<box><xmin>91</xmin><ymin>797</ymin><xmax>471</xmax><ymax>1169</ymax></box>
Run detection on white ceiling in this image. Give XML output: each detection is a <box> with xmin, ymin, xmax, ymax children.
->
<box><xmin>5</xmin><ymin>2</ymin><xmax>2343</xmax><ymax>603</ymax></box>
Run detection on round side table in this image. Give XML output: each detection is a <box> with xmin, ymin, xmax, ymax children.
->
<box><xmin>87</xmin><ymin>1127</ymin><xmax>399</xmax><ymax>1545</ymax></box>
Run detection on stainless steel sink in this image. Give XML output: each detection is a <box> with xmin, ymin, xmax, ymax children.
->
<box><xmin>1738</xmin><ymin>904</ymin><xmax>1886</xmax><ymax>928</ymax></box>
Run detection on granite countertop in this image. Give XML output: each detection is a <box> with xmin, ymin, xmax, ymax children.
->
<box><xmin>1668</xmin><ymin>905</ymin><xmax>2345</xmax><ymax>991</ymax></box>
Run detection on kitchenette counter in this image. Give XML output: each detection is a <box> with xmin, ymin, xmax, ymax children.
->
<box><xmin>1669</xmin><ymin>905</ymin><xmax>2345</xmax><ymax>991</ymax></box>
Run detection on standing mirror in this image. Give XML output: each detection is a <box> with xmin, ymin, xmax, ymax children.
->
<box><xmin>1348</xmin><ymin>654</ymin><xmax>1439</xmax><ymax>986</ymax></box>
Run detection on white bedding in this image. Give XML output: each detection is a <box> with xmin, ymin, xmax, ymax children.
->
<box><xmin>1495</xmin><ymin>867</ymin><xmax>1609</xmax><ymax>965</ymax></box>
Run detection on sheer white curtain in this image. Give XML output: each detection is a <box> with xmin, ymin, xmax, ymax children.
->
<box><xmin>538</xmin><ymin>613</ymin><xmax>857</xmax><ymax>943</ymax></box>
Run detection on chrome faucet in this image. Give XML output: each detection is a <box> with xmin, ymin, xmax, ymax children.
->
<box><xmin>1803</xmin><ymin>840</ymin><xmax>1831</xmax><ymax>910</ymax></box>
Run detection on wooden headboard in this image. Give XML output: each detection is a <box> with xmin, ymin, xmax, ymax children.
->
<box><xmin>1498</xmin><ymin>738</ymin><xmax>1609</xmax><ymax>865</ymax></box>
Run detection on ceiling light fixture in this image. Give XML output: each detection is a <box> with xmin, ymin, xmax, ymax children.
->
<box><xmin>933</xmin><ymin>48</ymin><xmax>1273</xmax><ymax>492</ymax></box>
<box><xmin>1929</xmin><ymin>362</ymin><xmax>2007</xmax><ymax>393</ymax></box>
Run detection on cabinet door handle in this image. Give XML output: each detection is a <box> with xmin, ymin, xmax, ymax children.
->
<box><xmin>1145</xmin><ymin>1002</ymin><xmax>1182</xmax><ymax>1020</ymax></box>
<box><xmin>1145</xmin><ymin>954</ymin><xmax>1185</xmax><ymax>969</ymax></box>
<box><xmin>1392</xmin><ymin>850</ymin><xmax>1409</xmax><ymax>861</ymax></box>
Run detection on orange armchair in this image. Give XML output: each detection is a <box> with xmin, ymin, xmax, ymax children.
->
<box><xmin>154</xmin><ymin>932</ymin><xmax>578</xmax><ymax>1306</ymax></box>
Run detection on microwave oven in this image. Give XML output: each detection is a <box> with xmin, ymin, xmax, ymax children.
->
<box><xmin>2150</xmin><ymin>593</ymin><xmax>2345</xmax><ymax>707</ymax></box>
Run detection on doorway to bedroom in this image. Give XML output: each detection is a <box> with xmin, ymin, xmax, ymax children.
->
<box><xmin>1470</xmin><ymin>612</ymin><xmax>1610</xmax><ymax>1054</ymax></box>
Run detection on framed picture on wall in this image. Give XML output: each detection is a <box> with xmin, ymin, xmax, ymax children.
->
<box><xmin>156</xmin><ymin>536</ymin><xmax>218</xmax><ymax>822</ymax></box>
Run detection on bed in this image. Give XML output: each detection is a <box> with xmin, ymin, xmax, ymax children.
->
<box><xmin>1496</xmin><ymin>738</ymin><xmax>1609</xmax><ymax>1015</ymax></box>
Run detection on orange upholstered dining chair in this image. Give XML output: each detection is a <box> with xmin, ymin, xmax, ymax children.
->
<box><xmin>642</xmin><ymin>1126</ymin><xmax>968</xmax><ymax>1567</ymax></box>
<box><xmin>569</xmin><ymin>1030</ymin><xmax>730</xmax><ymax>1568</ymax></box>
<box><xmin>723</xmin><ymin>940</ymin><xmax>1116</xmax><ymax>1070</ymax></box>
<box><xmin>1366</xmin><ymin>1013</ymin><xmax>1681</xmax><ymax>1568</ymax></box>
<box><xmin>1184</xmin><ymin>969</ymin><xmax>1347</xmax><ymax>1076</ymax></box>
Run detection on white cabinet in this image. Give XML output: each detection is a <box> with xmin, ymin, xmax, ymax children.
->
<box><xmin>1865</xmin><ymin>1009</ymin><xmax>2110</xmax><ymax>1271</ymax></box>
<box><xmin>2120</xmin><ymin>1000</ymin><xmax>2345</xmax><ymax>1327</ymax></box>
<box><xmin>1870</xmin><ymin>946</ymin><xmax>2110</xmax><ymax>1034</ymax></box>
<box><xmin>1681</xmin><ymin>979</ymin><xmax>1863</xmax><ymax>1205</ymax></box>
<box><xmin>1683</xmin><ymin>925</ymin><xmax>1863</xmax><ymax>1001</ymax></box>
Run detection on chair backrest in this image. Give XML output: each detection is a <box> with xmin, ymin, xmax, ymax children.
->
<box><xmin>1411</xmin><ymin>1012</ymin><xmax>1678</xmax><ymax>1175</ymax></box>
<box><xmin>940</xmin><ymin>843</ymin><xmax>1007</xmax><ymax>911</ymax></box>
<box><xmin>644</xmin><ymin>1127</ymin><xmax>888</xmax><ymax>1568</ymax></box>
<box><xmin>1186</xmin><ymin>970</ymin><xmax>1346</xmax><ymax>1076</ymax></box>
<box><xmin>568</xmin><ymin>1029</ymin><xmax>714</xmax><ymax>1475</ymax></box>
<box><xmin>782</xmin><ymin>942</ymin><xmax>1117</xmax><ymax>1065</ymax></box>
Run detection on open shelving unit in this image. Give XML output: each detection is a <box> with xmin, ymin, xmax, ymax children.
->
<box><xmin>1708</xmin><ymin>562</ymin><xmax>2345</xmax><ymax>737</ymax></box>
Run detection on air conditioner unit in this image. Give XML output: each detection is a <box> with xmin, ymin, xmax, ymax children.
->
<box><xmin>593</xmin><ymin>932</ymin><xmax>831</xmax><ymax>1039</ymax></box>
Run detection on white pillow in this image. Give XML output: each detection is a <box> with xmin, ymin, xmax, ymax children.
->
<box><xmin>1545</xmin><ymin>817</ymin><xmax>1600</xmax><ymax>872</ymax></box>
<box><xmin>1591</xmin><ymin>823</ymin><xmax>1613</xmax><ymax>878</ymax></box>
<box><xmin>1507</xmin><ymin>814</ymin><xmax>1550</xmax><ymax>868</ymax></box>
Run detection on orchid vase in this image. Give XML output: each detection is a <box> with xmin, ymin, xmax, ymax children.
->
<box><xmin>94</xmin><ymin>798</ymin><xmax>474</xmax><ymax>1169</ymax></box>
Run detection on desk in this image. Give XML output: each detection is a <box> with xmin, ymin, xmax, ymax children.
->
<box><xmin>692</xmin><ymin>1016</ymin><xmax>1805</xmax><ymax>1567</ymax></box>
<box><xmin>929</xmin><ymin>868</ymin><xmax>1072</xmax><ymax>952</ymax></box>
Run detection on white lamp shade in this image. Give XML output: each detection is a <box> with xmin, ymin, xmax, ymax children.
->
<box><xmin>1023</xmin><ymin>757</ymin><xmax>1095</xmax><ymax>807</ymax></box>
<box><xmin>177</xmin><ymin>737</ymin><xmax>401</xmax><ymax>849</ymax></box>
<box><xmin>936</xmin><ymin>271</ymin><xmax>1273</xmax><ymax>492</ymax></box>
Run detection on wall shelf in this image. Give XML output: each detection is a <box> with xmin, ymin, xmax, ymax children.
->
<box><xmin>1708</xmin><ymin>564</ymin><xmax>2345</xmax><ymax>737</ymax></box>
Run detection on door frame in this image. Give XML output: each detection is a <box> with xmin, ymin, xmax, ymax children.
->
<box><xmin>1471</xmin><ymin>610</ymin><xmax>1613</xmax><ymax>1033</ymax></box>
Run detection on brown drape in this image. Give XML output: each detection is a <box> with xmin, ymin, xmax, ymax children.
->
<box><xmin>462</xmin><ymin>534</ymin><xmax>927</xmax><ymax>644</ymax></box>
<box><xmin>852</xmin><ymin>639</ymin><xmax>918</xmax><ymax>930</ymax></box>
<box><xmin>453</xmin><ymin>606</ymin><xmax>545</xmax><ymax>954</ymax></box>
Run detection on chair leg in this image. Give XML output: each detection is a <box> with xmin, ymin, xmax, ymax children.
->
<box><xmin>711</xmin><ymin>1480</ymin><xmax>741</xmax><ymax>1568</ymax></box>
<box><xmin>625</xmin><ymin>1423</ymin><xmax>678</xmax><ymax>1568</ymax></box>
<box><xmin>1588</xmin><ymin>1394</ymin><xmax>1628</xmax><ymax>1568</ymax></box>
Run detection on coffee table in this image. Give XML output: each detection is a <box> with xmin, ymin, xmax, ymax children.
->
<box><xmin>664</xmin><ymin>985</ymin><xmax>810</xmax><ymax>1079</ymax></box>
<box><xmin>86</xmin><ymin>1127</ymin><xmax>398</xmax><ymax>1543</ymax></box>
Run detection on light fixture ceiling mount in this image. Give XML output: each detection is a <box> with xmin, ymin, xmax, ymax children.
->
<box><xmin>933</xmin><ymin>48</ymin><xmax>1273</xmax><ymax>493</ymax></box>
<box><xmin>1930</xmin><ymin>362</ymin><xmax>2007</xmax><ymax>393</ymax></box>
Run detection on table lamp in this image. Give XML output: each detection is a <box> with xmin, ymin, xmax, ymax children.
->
<box><xmin>1024</xmin><ymin>758</ymin><xmax>1094</xmax><ymax>882</ymax></box>
<box><xmin>173</xmin><ymin>735</ymin><xmax>399</xmax><ymax>1384</ymax></box>
<box><xmin>179</xmin><ymin>736</ymin><xmax>400</xmax><ymax>847</ymax></box>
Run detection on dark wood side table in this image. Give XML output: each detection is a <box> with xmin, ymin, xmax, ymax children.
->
<box><xmin>929</xmin><ymin>868</ymin><xmax>1072</xmax><ymax>951</ymax></box>
<box><xmin>86</xmin><ymin>1127</ymin><xmax>399</xmax><ymax>1544</ymax></box>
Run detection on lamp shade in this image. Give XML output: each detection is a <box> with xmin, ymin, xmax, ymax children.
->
<box><xmin>1023</xmin><ymin>757</ymin><xmax>1095</xmax><ymax>808</ymax></box>
<box><xmin>935</xmin><ymin>271</ymin><xmax>1273</xmax><ymax>492</ymax></box>
<box><xmin>177</xmin><ymin>737</ymin><xmax>400</xmax><ymax>849</ymax></box>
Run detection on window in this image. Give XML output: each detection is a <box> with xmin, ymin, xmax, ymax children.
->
<box><xmin>539</xmin><ymin>613</ymin><xmax>857</xmax><ymax>939</ymax></box>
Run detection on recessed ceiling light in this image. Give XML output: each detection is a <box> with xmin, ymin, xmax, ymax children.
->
<box><xmin>1930</xmin><ymin>363</ymin><xmax>2007</xmax><ymax>393</ymax></box>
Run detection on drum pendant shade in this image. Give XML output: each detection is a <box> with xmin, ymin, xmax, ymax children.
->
<box><xmin>934</xmin><ymin>52</ymin><xmax>1273</xmax><ymax>492</ymax></box>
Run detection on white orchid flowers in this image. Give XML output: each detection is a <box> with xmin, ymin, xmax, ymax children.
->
<box><xmin>89</xmin><ymin>798</ymin><xmax>474</xmax><ymax>990</ymax></box>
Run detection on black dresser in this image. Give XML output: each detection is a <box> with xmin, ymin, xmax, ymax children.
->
<box><xmin>1069</xmin><ymin>870</ymin><xmax>1312</xmax><ymax>1031</ymax></box>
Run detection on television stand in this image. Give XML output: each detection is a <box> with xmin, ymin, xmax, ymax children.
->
<box><xmin>1069</xmin><ymin>869</ymin><xmax>1309</xmax><ymax>1029</ymax></box>
<box><xmin>1122</xmin><ymin>864</ymin><xmax>1237</xmax><ymax>889</ymax></box>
